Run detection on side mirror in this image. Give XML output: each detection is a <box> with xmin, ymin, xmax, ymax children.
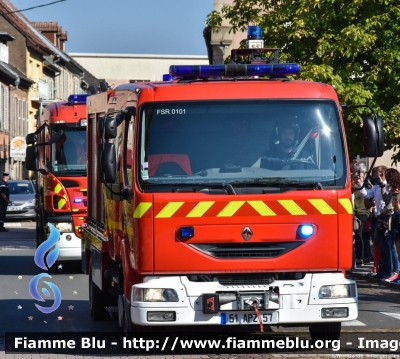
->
<box><xmin>26</xmin><ymin>133</ymin><xmax>36</xmax><ymax>145</ymax></box>
<box><xmin>48</xmin><ymin>130</ymin><xmax>64</xmax><ymax>145</ymax></box>
<box><xmin>363</xmin><ymin>117</ymin><xmax>384</xmax><ymax>157</ymax></box>
<box><xmin>97</xmin><ymin>143</ymin><xmax>116</xmax><ymax>183</ymax></box>
<box><xmin>97</xmin><ymin>117</ymin><xmax>117</xmax><ymax>140</ymax></box>
<box><xmin>25</xmin><ymin>146</ymin><xmax>38</xmax><ymax>171</ymax></box>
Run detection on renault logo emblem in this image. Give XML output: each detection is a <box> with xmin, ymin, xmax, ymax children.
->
<box><xmin>242</xmin><ymin>227</ymin><xmax>253</xmax><ymax>241</ymax></box>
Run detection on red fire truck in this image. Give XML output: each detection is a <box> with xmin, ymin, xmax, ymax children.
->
<box><xmin>80</xmin><ymin>45</ymin><xmax>383</xmax><ymax>340</ymax></box>
<box><xmin>26</xmin><ymin>94</ymin><xmax>89</xmax><ymax>262</ymax></box>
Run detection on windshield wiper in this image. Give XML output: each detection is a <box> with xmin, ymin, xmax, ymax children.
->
<box><xmin>233</xmin><ymin>180</ymin><xmax>323</xmax><ymax>191</ymax></box>
<box><xmin>144</xmin><ymin>182</ymin><xmax>236</xmax><ymax>195</ymax></box>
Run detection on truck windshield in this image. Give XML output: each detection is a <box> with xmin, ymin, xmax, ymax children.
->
<box><xmin>51</xmin><ymin>128</ymin><xmax>87</xmax><ymax>174</ymax></box>
<box><xmin>138</xmin><ymin>100</ymin><xmax>347</xmax><ymax>190</ymax></box>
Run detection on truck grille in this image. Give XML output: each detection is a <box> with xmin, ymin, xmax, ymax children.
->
<box><xmin>188</xmin><ymin>242</ymin><xmax>303</xmax><ymax>259</ymax></box>
<box><xmin>187</xmin><ymin>272</ymin><xmax>304</xmax><ymax>284</ymax></box>
<box><xmin>217</xmin><ymin>274</ymin><xmax>275</xmax><ymax>285</ymax></box>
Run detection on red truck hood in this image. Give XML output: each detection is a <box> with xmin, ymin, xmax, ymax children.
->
<box><xmin>150</xmin><ymin>191</ymin><xmax>352</xmax><ymax>273</ymax></box>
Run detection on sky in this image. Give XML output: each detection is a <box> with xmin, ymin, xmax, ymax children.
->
<box><xmin>10</xmin><ymin>0</ymin><xmax>214</xmax><ymax>55</ymax></box>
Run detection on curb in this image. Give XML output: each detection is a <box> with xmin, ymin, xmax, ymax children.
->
<box><xmin>346</xmin><ymin>270</ymin><xmax>400</xmax><ymax>291</ymax></box>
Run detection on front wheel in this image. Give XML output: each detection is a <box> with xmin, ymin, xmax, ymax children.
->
<box><xmin>36</xmin><ymin>209</ymin><xmax>45</xmax><ymax>248</ymax></box>
<box><xmin>309</xmin><ymin>322</ymin><xmax>341</xmax><ymax>342</ymax></box>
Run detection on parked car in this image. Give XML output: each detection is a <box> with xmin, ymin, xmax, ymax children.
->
<box><xmin>6</xmin><ymin>180</ymin><xmax>36</xmax><ymax>220</ymax></box>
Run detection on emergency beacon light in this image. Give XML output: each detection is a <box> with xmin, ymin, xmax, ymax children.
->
<box><xmin>169</xmin><ymin>63</ymin><xmax>300</xmax><ymax>78</ymax></box>
<box><xmin>68</xmin><ymin>94</ymin><xmax>90</xmax><ymax>104</ymax></box>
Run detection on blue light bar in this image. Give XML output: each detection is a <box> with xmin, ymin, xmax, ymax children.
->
<box><xmin>73</xmin><ymin>198</ymin><xmax>83</xmax><ymax>204</ymax></box>
<box><xmin>163</xmin><ymin>74</ymin><xmax>172</xmax><ymax>81</ymax></box>
<box><xmin>247</xmin><ymin>26</ymin><xmax>263</xmax><ymax>40</ymax></box>
<box><xmin>169</xmin><ymin>63</ymin><xmax>300</xmax><ymax>78</ymax></box>
<box><xmin>68</xmin><ymin>94</ymin><xmax>90</xmax><ymax>104</ymax></box>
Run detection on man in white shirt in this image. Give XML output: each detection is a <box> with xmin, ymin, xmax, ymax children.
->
<box><xmin>360</xmin><ymin>166</ymin><xmax>388</xmax><ymax>216</ymax></box>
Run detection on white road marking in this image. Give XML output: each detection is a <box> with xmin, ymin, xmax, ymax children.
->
<box><xmin>341</xmin><ymin>320</ymin><xmax>366</xmax><ymax>326</ymax></box>
<box><xmin>380</xmin><ymin>312</ymin><xmax>400</xmax><ymax>320</ymax></box>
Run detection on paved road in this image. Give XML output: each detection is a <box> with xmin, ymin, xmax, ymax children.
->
<box><xmin>1</xmin><ymin>223</ymin><xmax>400</xmax><ymax>358</ymax></box>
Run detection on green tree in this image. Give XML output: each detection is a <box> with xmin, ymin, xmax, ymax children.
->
<box><xmin>207</xmin><ymin>0</ymin><xmax>400</xmax><ymax>162</ymax></box>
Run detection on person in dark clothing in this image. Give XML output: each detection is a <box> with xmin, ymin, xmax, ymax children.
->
<box><xmin>383</xmin><ymin>191</ymin><xmax>400</xmax><ymax>283</ymax></box>
<box><xmin>352</xmin><ymin>172</ymin><xmax>370</xmax><ymax>265</ymax></box>
<box><xmin>362</xmin><ymin>215</ymin><xmax>372</xmax><ymax>263</ymax></box>
<box><xmin>0</xmin><ymin>173</ymin><xmax>12</xmax><ymax>232</ymax></box>
<box><xmin>377</xmin><ymin>169</ymin><xmax>400</xmax><ymax>282</ymax></box>
<box><xmin>261</xmin><ymin>122</ymin><xmax>314</xmax><ymax>170</ymax></box>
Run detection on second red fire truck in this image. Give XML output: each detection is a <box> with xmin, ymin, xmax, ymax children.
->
<box><xmin>26</xmin><ymin>94</ymin><xmax>89</xmax><ymax>262</ymax></box>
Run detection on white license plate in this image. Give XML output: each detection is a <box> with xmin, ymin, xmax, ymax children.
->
<box><xmin>7</xmin><ymin>207</ymin><xmax>21</xmax><ymax>212</ymax></box>
<box><xmin>221</xmin><ymin>311</ymin><xmax>278</xmax><ymax>325</ymax></box>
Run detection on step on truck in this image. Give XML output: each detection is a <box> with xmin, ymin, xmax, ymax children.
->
<box><xmin>25</xmin><ymin>94</ymin><xmax>90</xmax><ymax>262</ymax></box>
<box><xmin>80</xmin><ymin>28</ymin><xmax>383</xmax><ymax>341</ymax></box>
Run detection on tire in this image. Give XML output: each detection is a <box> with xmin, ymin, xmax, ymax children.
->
<box><xmin>36</xmin><ymin>213</ymin><xmax>44</xmax><ymax>247</ymax></box>
<box><xmin>123</xmin><ymin>295</ymin><xmax>144</xmax><ymax>337</ymax></box>
<box><xmin>123</xmin><ymin>295</ymin><xmax>134</xmax><ymax>336</ymax></box>
<box><xmin>309</xmin><ymin>322</ymin><xmax>341</xmax><ymax>342</ymax></box>
<box><xmin>118</xmin><ymin>294</ymin><xmax>124</xmax><ymax>329</ymax></box>
<box><xmin>89</xmin><ymin>259</ymin><xmax>109</xmax><ymax>320</ymax></box>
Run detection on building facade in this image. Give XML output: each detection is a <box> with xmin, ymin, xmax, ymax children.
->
<box><xmin>0</xmin><ymin>0</ymin><xmax>99</xmax><ymax>179</ymax></box>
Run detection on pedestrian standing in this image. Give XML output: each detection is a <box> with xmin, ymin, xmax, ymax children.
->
<box><xmin>0</xmin><ymin>172</ymin><xmax>11</xmax><ymax>232</ymax></box>
<box><xmin>378</xmin><ymin>169</ymin><xmax>400</xmax><ymax>281</ymax></box>
<box><xmin>352</xmin><ymin>172</ymin><xmax>369</xmax><ymax>265</ymax></box>
<box><xmin>360</xmin><ymin>166</ymin><xmax>388</xmax><ymax>276</ymax></box>
<box><xmin>362</xmin><ymin>213</ymin><xmax>372</xmax><ymax>264</ymax></box>
<box><xmin>389</xmin><ymin>192</ymin><xmax>400</xmax><ymax>284</ymax></box>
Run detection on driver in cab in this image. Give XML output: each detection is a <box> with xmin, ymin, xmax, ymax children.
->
<box><xmin>261</xmin><ymin>122</ymin><xmax>314</xmax><ymax>170</ymax></box>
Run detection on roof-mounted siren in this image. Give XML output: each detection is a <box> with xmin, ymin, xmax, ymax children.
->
<box><xmin>247</xmin><ymin>26</ymin><xmax>264</xmax><ymax>49</ymax></box>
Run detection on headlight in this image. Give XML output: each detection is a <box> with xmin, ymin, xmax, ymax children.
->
<box><xmin>53</xmin><ymin>222</ymin><xmax>73</xmax><ymax>233</ymax></box>
<box><xmin>133</xmin><ymin>288</ymin><xmax>179</xmax><ymax>302</ymax></box>
<box><xmin>319</xmin><ymin>284</ymin><xmax>357</xmax><ymax>299</ymax></box>
<box><xmin>24</xmin><ymin>198</ymin><xmax>36</xmax><ymax>208</ymax></box>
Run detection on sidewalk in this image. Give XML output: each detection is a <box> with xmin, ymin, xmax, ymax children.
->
<box><xmin>346</xmin><ymin>262</ymin><xmax>400</xmax><ymax>291</ymax></box>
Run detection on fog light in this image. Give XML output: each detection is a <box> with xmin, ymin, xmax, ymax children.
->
<box><xmin>66</xmin><ymin>235</ymin><xmax>72</xmax><ymax>241</ymax></box>
<box><xmin>147</xmin><ymin>311</ymin><xmax>176</xmax><ymax>322</ymax></box>
<box><xmin>322</xmin><ymin>307</ymin><xmax>348</xmax><ymax>318</ymax></box>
